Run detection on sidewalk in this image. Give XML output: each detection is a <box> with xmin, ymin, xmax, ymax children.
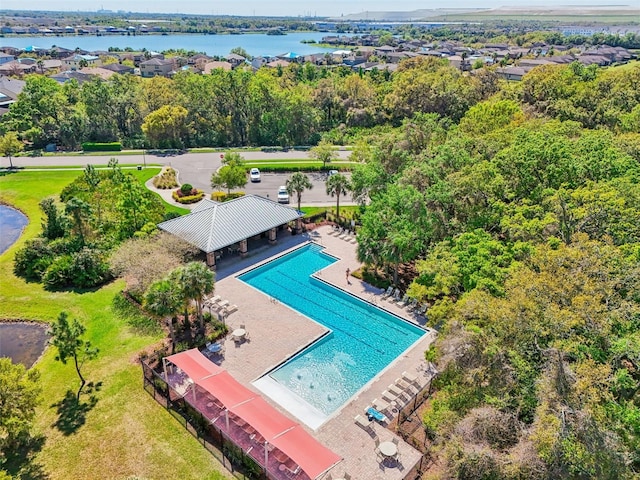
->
<box><xmin>145</xmin><ymin>166</ymin><xmax>198</xmax><ymax>210</ymax></box>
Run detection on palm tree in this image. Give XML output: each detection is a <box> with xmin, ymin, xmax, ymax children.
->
<box><xmin>144</xmin><ymin>279</ymin><xmax>182</xmax><ymax>351</ymax></box>
<box><xmin>171</xmin><ymin>262</ymin><xmax>215</xmax><ymax>332</ymax></box>
<box><xmin>286</xmin><ymin>172</ymin><xmax>313</xmax><ymax>212</ymax></box>
<box><xmin>325</xmin><ymin>173</ymin><xmax>351</xmax><ymax>220</ymax></box>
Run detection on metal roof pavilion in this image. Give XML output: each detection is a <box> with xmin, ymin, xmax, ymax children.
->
<box><xmin>157</xmin><ymin>195</ymin><xmax>302</xmax><ymax>254</ymax></box>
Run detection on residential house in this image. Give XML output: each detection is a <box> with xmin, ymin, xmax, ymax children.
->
<box><xmin>265</xmin><ymin>59</ymin><xmax>291</xmax><ymax>69</ymax></box>
<box><xmin>495</xmin><ymin>66</ymin><xmax>528</xmax><ymax>81</ymax></box>
<box><xmin>50</xmin><ymin>70</ymin><xmax>95</xmax><ymax>84</ymax></box>
<box><xmin>63</xmin><ymin>54</ymin><xmax>101</xmax><ymax>71</ymax></box>
<box><xmin>0</xmin><ymin>53</ymin><xmax>14</xmax><ymax>65</ymax></box>
<box><xmin>202</xmin><ymin>61</ymin><xmax>233</xmax><ymax>73</ymax></box>
<box><xmin>140</xmin><ymin>58</ymin><xmax>175</xmax><ymax>78</ymax></box>
<box><xmin>101</xmin><ymin>63</ymin><xmax>135</xmax><ymax>74</ymax></box>
<box><xmin>226</xmin><ymin>53</ymin><xmax>247</xmax><ymax>68</ymax></box>
<box><xmin>0</xmin><ymin>61</ymin><xmax>36</xmax><ymax>76</ymax></box>
<box><xmin>251</xmin><ymin>57</ymin><xmax>268</xmax><ymax>70</ymax></box>
<box><xmin>79</xmin><ymin>67</ymin><xmax>116</xmax><ymax>80</ymax></box>
<box><xmin>0</xmin><ymin>75</ymin><xmax>25</xmax><ymax>115</ymax></box>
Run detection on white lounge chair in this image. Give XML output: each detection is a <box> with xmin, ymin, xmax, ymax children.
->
<box><xmin>381</xmin><ymin>286</ymin><xmax>394</xmax><ymax>299</ymax></box>
<box><xmin>389</xmin><ymin>384</ymin><xmax>410</xmax><ymax>403</ymax></box>
<box><xmin>397</xmin><ymin>294</ymin><xmax>411</xmax><ymax>308</ymax></box>
<box><xmin>396</xmin><ymin>377</ymin><xmax>416</xmax><ymax>394</ymax></box>
<box><xmin>354</xmin><ymin>414</ymin><xmax>374</xmax><ymax>432</ymax></box>
<box><xmin>402</xmin><ymin>370</ymin><xmax>420</xmax><ymax>386</ymax></box>
<box><xmin>389</xmin><ymin>289</ymin><xmax>402</xmax><ymax>303</ymax></box>
<box><xmin>381</xmin><ymin>390</ymin><xmax>398</xmax><ymax>404</ymax></box>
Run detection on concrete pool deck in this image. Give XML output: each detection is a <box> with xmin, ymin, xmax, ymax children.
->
<box><xmin>211</xmin><ymin>225</ymin><xmax>436</xmax><ymax>479</ymax></box>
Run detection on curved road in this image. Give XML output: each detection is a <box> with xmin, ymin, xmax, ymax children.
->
<box><xmin>1</xmin><ymin>150</ymin><xmax>357</xmax><ymax>206</ymax></box>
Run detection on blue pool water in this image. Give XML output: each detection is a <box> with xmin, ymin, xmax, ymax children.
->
<box><xmin>240</xmin><ymin>244</ymin><xmax>425</xmax><ymax>416</ymax></box>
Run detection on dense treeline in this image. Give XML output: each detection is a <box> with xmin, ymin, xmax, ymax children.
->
<box><xmin>344</xmin><ymin>64</ymin><xmax>640</xmax><ymax>478</ymax></box>
<box><xmin>1</xmin><ymin>59</ymin><xmax>637</xmax><ymax>152</ymax></box>
<box><xmin>0</xmin><ymin>58</ymin><xmax>497</xmax><ymax>150</ymax></box>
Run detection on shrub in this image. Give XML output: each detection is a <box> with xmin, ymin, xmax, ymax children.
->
<box><xmin>180</xmin><ymin>183</ymin><xmax>193</xmax><ymax>194</ymax></box>
<box><xmin>152</xmin><ymin>167</ymin><xmax>178</xmax><ymax>189</ymax></box>
<box><xmin>252</xmin><ymin>165</ymin><xmax>350</xmax><ymax>174</ymax></box>
<box><xmin>172</xmin><ymin>190</ymin><xmax>204</xmax><ymax>204</ymax></box>
<box><xmin>42</xmin><ymin>254</ymin><xmax>74</xmax><ymax>288</ymax></box>
<box><xmin>42</xmin><ymin>248</ymin><xmax>111</xmax><ymax>289</ymax></box>
<box><xmin>81</xmin><ymin>142</ymin><xmax>122</xmax><ymax>152</ymax></box>
<box><xmin>13</xmin><ymin>238</ymin><xmax>55</xmax><ymax>280</ymax></box>
<box><xmin>210</xmin><ymin>191</ymin><xmax>245</xmax><ymax>202</ymax></box>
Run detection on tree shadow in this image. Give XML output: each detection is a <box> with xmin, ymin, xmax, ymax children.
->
<box><xmin>0</xmin><ymin>167</ymin><xmax>22</xmax><ymax>176</ymax></box>
<box><xmin>2</xmin><ymin>433</ymin><xmax>49</xmax><ymax>480</ymax></box>
<box><xmin>51</xmin><ymin>382</ymin><xmax>102</xmax><ymax>436</ymax></box>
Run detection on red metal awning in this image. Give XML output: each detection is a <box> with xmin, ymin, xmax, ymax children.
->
<box><xmin>164</xmin><ymin>350</ymin><xmax>342</xmax><ymax>479</ymax></box>
<box><xmin>165</xmin><ymin>349</ymin><xmax>223</xmax><ymax>381</ymax></box>
<box><xmin>229</xmin><ymin>396</ymin><xmax>297</xmax><ymax>440</ymax></box>
<box><xmin>270</xmin><ymin>426</ymin><xmax>342</xmax><ymax>479</ymax></box>
<box><xmin>197</xmin><ymin>371</ymin><xmax>257</xmax><ymax>408</ymax></box>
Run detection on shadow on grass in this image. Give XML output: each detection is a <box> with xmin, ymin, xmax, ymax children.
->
<box><xmin>2</xmin><ymin>433</ymin><xmax>49</xmax><ymax>480</ymax></box>
<box><xmin>0</xmin><ymin>167</ymin><xmax>22</xmax><ymax>176</ymax></box>
<box><xmin>51</xmin><ymin>382</ymin><xmax>102</xmax><ymax>436</ymax></box>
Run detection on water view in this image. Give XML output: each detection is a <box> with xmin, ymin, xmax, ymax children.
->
<box><xmin>0</xmin><ymin>322</ymin><xmax>49</xmax><ymax>368</ymax></box>
<box><xmin>0</xmin><ymin>205</ymin><xmax>28</xmax><ymax>254</ymax></box>
<box><xmin>0</xmin><ymin>32</ymin><xmax>346</xmax><ymax>57</ymax></box>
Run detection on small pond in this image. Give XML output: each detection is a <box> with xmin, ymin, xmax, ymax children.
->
<box><xmin>0</xmin><ymin>322</ymin><xmax>49</xmax><ymax>368</ymax></box>
<box><xmin>0</xmin><ymin>205</ymin><xmax>28</xmax><ymax>254</ymax></box>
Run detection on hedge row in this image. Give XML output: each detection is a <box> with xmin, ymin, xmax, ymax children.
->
<box><xmin>251</xmin><ymin>165</ymin><xmax>349</xmax><ymax>173</ymax></box>
<box><xmin>260</xmin><ymin>146</ymin><xmax>312</xmax><ymax>153</ymax></box>
<box><xmin>172</xmin><ymin>190</ymin><xmax>204</xmax><ymax>204</ymax></box>
<box><xmin>210</xmin><ymin>191</ymin><xmax>245</xmax><ymax>202</ymax></box>
<box><xmin>82</xmin><ymin>142</ymin><xmax>122</xmax><ymax>152</ymax></box>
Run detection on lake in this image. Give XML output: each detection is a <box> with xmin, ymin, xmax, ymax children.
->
<box><xmin>0</xmin><ymin>32</ymin><xmax>347</xmax><ymax>58</ymax></box>
<box><xmin>0</xmin><ymin>205</ymin><xmax>28</xmax><ymax>255</ymax></box>
<box><xmin>0</xmin><ymin>322</ymin><xmax>49</xmax><ymax>368</ymax></box>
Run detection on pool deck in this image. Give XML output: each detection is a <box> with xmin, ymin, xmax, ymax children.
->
<box><xmin>211</xmin><ymin>225</ymin><xmax>436</xmax><ymax>479</ymax></box>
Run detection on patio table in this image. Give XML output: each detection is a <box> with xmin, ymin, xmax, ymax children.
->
<box><xmin>232</xmin><ymin>328</ymin><xmax>246</xmax><ymax>340</ymax></box>
<box><xmin>378</xmin><ymin>441</ymin><xmax>398</xmax><ymax>458</ymax></box>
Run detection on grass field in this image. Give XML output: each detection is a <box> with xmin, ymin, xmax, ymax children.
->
<box><xmin>0</xmin><ymin>169</ymin><xmax>228</xmax><ymax>480</ymax></box>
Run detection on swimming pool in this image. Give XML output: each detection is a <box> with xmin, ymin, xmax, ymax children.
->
<box><xmin>240</xmin><ymin>244</ymin><xmax>425</xmax><ymax>419</ymax></box>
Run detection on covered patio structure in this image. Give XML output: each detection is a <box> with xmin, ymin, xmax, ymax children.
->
<box><xmin>158</xmin><ymin>195</ymin><xmax>304</xmax><ymax>268</ymax></box>
<box><xmin>162</xmin><ymin>349</ymin><xmax>341</xmax><ymax>480</ymax></box>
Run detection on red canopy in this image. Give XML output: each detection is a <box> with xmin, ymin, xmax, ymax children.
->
<box><xmin>166</xmin><ymin>349</ymin><xmax>223</xmax><ymax>381</ymax></box>
<box><xmin>270</xmin><ymin>426</ymin><xmax>342</xmax><ymax>479</ymax></box>
<box><xmin>164</xmin><ymin>350</ymin><xmax>342</xmax><ymax>479</ymax></box>
<box><xmin>229</xmin><ymin>396</ymin><xmax>297</xmax><ymax>440</ymax></box>
<box><xmin>197</xmin><ymin>371</ymin><xmax>257</xmax><ymax>408</ymax></box>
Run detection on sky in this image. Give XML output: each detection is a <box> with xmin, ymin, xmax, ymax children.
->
<box><xmin>0</xmin><ymin>1</ymin><xmax>635</xmax><ymax>18</ymax></box>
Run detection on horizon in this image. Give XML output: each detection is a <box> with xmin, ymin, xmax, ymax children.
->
<box><xmin>0</xmin><ymin>2</ymin><xmax>636</xmax><ymax>18</ymax></box>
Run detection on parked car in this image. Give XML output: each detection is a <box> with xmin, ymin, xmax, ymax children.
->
<box><xmin>328</xmin><ymin>170</ymin><xmax>339</xmax><ymax>177</ymax></box>
<box><xmin>249</xmin><ymin>168</ymin><xmax>261</xmax><ymax>182</ymax></box>
<box><xmin>277</xmin><ymin>186</ymin><xmax>290</xmax><ymax>203</ymax></box>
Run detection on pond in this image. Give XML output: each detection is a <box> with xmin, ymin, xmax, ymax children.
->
<box><xmin>0</xmin><ymin>322</ymin><xmax>49</xmax><ymax>368</ymax></box>
<box><xmin>0</xmin><ymin>205</ymin><xmax>28</xmax><ymax>254</ymax></box>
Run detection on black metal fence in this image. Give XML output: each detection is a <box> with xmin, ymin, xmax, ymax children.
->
<box><xmin>142</xmin><ymin>360</ymin><xmax>268</xmax><ymax>480</ymax></box>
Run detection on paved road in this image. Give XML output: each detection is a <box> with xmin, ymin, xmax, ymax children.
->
<box><xmin>1</xmin><ymin>150</ymin><xmax>357</xmax><ymax>206</ymax></box>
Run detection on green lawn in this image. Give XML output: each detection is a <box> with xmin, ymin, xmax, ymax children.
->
<box><xmin>0</xmin><ymin>169</ymin><xmax>228</xmax><ymax>480</ymax></box>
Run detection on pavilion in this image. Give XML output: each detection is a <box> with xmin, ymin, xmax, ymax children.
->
<box><xmin>158</xmin><ymin>195</ymin><xmax>304</xmax><ymax>268</ymax></box>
